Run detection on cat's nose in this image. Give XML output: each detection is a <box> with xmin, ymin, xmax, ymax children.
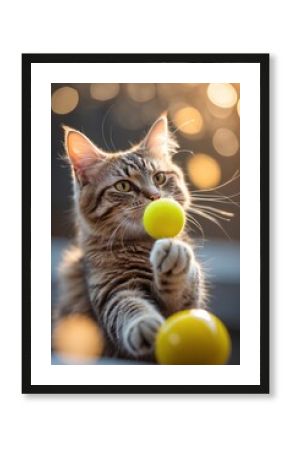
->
<box><xmin>149</xmin><ymin>192</ymin><xmax>161</xmax><ymax>201</ymax></box>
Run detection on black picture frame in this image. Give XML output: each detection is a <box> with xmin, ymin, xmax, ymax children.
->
<box><xmin>22</xmin><ymin>53</ymin><xmax>269</xmax><ymax>394</ymax></box>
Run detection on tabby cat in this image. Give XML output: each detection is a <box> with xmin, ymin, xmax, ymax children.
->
<box><xmin>55</xmin><ymin>115</ymin><xmax>206</xmax><ymax>361</ymax></box>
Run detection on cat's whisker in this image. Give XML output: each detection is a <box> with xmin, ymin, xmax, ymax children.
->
<box><xmin>189</xmin><ymin>191</ymin><xmax>240</xmax><ymax>209</ymax></box>
<box><xmin>191</xmin><ymin>196</ymin><xmax>240</xmax><ymax>210</ymax></box>
<box><xmin>171</xmin><ymin>119</ymin><xmax>201</xmax><ymax>137</ymax></box>
<box><xmin>188</xmin><ymin>207</ymin><xmax>232</xmax><ymax>240</ymax></box>
<box><xmin>214</xmin><ymin>193</ymin><xmax>240</xmax><ymax>208</ymax></box>
<box><xmin>109</xmin><ymin>125</ymin><xmax>117</xmax><ymax>151</ymax></box>
<box><xmin>173</xmin><ymin>149</ymin><xmax>195</xmax><ymax>157</ymax></box>
<box><xmin>189</xmin><ymin>191</ymin><xmax>240</xmax><ymax>200</ymax></box>
<box><xmin>189</xmin><ymin>170</ymin><xmax>240</xmax><ymax>195</ymax></box>
<box><xmin>187</xmin><ymin>170</ymin><xmax>240</xmax><ymax>207</ymax></box>
<box><xmin>101</xmin><ymin>104</ymin><xmax>115</xmax><ymax>151</ymax></box>
<box><xmin>185</xmin><ymin>215</ymin><xmax>205</xmax><ymax>239</ymax></box>
<box><xmin>125</xmin><ymin>204</ymin><xmax>146</xmax><ymax>213</ymax></box>
<box><xmin>192</xmin><ymin>210</ymin><xmax>231</xmax><ymax>222</ymax></box>
<box><xmin>190</xmin><ymin>196</ymin><xmax>240</xmax><ymax>206</ymax></box>
<box><xmin>188</xmin><ymin>204</ymin><xmax>234</xmax><ymax>218</ymax></box>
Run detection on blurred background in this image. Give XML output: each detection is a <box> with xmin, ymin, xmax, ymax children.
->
<box><xmin>51</xmin><ymin>83</ymin><xmax>240</xmax><ymax>364</ymax></box>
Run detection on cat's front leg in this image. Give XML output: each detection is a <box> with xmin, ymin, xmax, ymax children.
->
<box><xmin>150</xmin><ymin>238</ymin><xmax>203</xmax><ymax>314</ymax></box>
<box><xmin>98</xmin><ymin>289</ymin><xmax>164</xmax><ymax>360</ymax></box>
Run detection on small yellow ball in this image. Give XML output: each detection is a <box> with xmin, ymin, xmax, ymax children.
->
<box><xmin>53</xmin><ymin>314</ymin><xmax>104</xmax><ymax>361</ymax></box>
<box><xmin>155</xmin><ymin>309</ymin><xmax>231</xmax><ymax>365</ymax></box>
<box><xmin>143</xmin><ymin>198</ymin><xmax>185</xmax><ymax>239</ymax></box>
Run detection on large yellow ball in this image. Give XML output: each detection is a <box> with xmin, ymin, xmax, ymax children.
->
<box><xmin>53</xmin><ymin>314</ymin><xmax>104</xmax><ymax>361</ymax></box>
<box><xmin>143</xmin><ymin>198</ymin><xmax>185</xmax><ymax>239</ymax></box>
<box><xmin>155</xmin><ymin>309</ymin><xmax>231</xmax><ymax>365</ymax></box>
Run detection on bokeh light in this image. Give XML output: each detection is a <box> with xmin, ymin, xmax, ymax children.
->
<box><xmin>157</xmin><ymin>83</ymin><xmax>178</xmax><ymax>100</ymax></box>
<box><xmin>188</xmin><ymin>153</ymin><xmax>221</xmax><ymax>189</ymax></box>
<box><xmin>90</xmin><ymin>83</ymin><xmax>120</xmax><ymax>101</ymax></box>
<box><xmin>51</xmin><ymin>86</ymin><xmax>79</xmax><ymax>115</ymax></box>
<box><xmin>141</xmin><ymin>99</ymin><xmax>162</xmax><ymax>123</ymax></box>
<box><xmin>207</xmin><ymin>83</ymin><xmax>238</xmax><ymax>109</ymax></box>
<box><xmin>207</xmin><ymin>101</ymin><xmax>233</xmax><ymax>119</ymax></box>
<box><xmin>213</xmin><ymin>128</ymin><xmax>239</xmax><ymax>157</ymax></box>
<box><xmin>172</xmin><ymin>106</ymin><xmax>204</xmax><ymax>136</ymax></box>
<box><xmin>113</xmin><ymin>100</ymin><xmax>143</xmax><ymax>130</ymax></box>
<box><xmin>52</xmin><ymin>314</ymin><xmax>104</xmax><ymax>361</ymax></box>
<box><xmin>127</xmin><ymin>83</ymin><xmax>156</xmax><ymax>102</ymax></box>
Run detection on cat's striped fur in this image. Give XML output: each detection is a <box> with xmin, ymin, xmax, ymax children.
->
<box><xmin>54</xmin><ymin>115</ymin><xmax>206</xmax><ymax>360</ymax></box>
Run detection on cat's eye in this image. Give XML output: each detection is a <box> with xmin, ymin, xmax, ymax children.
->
<box><xmin>114</xmin><ymin>180</ymin><xmax>132</xmax><ymax>192</ymax></box>
<box><xmin>153</xmin><ymin>172</ymin><xmax>166</xmax><ymax>186</ymax></box>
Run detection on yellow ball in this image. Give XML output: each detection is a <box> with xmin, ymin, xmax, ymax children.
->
<box><xmin>143</xmin><ymin>198</ymin><xmax>185</xmax><ymax>239</ymax></box>
<box><xmin>53</xmin><ymin>314</ymin><xmax>104</xmax><ymax>361</ymax></box>
<box><xmin>155</xmin><ymin>309</ymin><xmax>231</xmax><ymax>365</ymax></box>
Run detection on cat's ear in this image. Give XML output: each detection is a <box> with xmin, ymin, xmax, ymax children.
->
<box><xmin>143</xmin><ymin>114</ymin><xmax>170</xmax><ymax>159</ymax></box>
<box><xmin>63</xmin><ymin>126</ymin><xmax>107</xmax><ymax>181</ymax></box>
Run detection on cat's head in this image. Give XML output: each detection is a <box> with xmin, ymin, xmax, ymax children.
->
<box><xmin>64</xmin><ymin>114</ymin><xmax>190</xmax><ymax>240</ymax></box>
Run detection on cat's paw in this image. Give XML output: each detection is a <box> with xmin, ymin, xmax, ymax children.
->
<box><xmin>150</xmin><ymin>238</ymin><xmax>196</xmax><ymax>276</ymax></box>
<box><xmin>123</xmin><ymin>314</ymin><xmax>164</xmax><ymax>358</ymax></box>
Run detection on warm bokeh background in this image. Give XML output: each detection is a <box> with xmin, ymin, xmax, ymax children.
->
<box><xmin>51</xmin><ymin>83</ymin><xmax>240</xmax><ymax>364</ymax></box>
<box><xmin>51</xmin><ymin>83</ymin><xmax>240</xmax><ymax>239</ymax></box>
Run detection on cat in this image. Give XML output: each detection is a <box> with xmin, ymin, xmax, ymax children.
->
<box><xmin>54</xmin><ymin>114</ymin><xmax>206</xmax><ymax>361</ymax></box>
